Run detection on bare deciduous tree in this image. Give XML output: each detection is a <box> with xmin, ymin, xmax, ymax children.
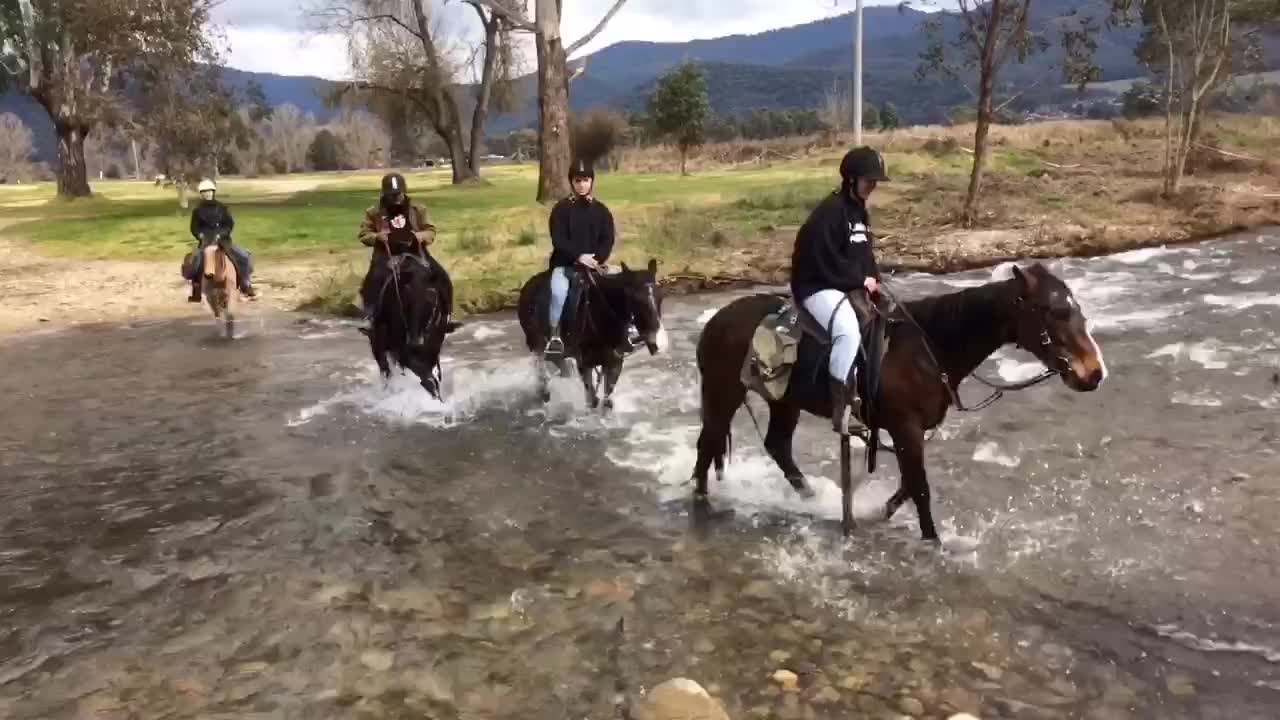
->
<box><xmin>265</xmin><ymin>103</ymin><xmax>318</xmax><ymax>174</ymax></box>
<box><xmin>1111</xmin><ymin>0</ymin><xmax>1276</xmax><ymax>195</ymax></box>
<box><xmin>313</xmin><ymin>0</ymin><xmax>521</xmax><ymax>183</ymax></box>
<box><xmin>0</xmin><ymin>0</ymin><xmax>219</xmax><ymax>197</ymax></box>
<box><xmin>0</xmin><ymin>112</ymin><xmax>35</xmax><ymax>179</ymax></box>
<box><xmin>334</xmin><ymin>109</ymin><xmax>392</xmax><ymax>169</ymax></box>
<box><xmin>472</xmin><ymin>0</ymin><xmax>630</xmax><ymax>202</ymax></box>
<box><xmin>910</xmin><ymin>0</ymin><xmax>1100</xmax><ymax>224</ymax></box>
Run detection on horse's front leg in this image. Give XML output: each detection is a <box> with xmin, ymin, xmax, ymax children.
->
<box><xmin>580</xmin><ymin>364</ymin><xmax>600</xmax><ymax>409</ymax></box>
<box><xmin>369</xmin><ymin>324</ymin><xmax>392</xmax><ymax>379</ymax></box>
<box><xmin>601</xmin><ymin>355</ymin><xmax>624</xmax><ymax>412</ymax></box>
<box><xmin>887</xmin><ymin>424</ymin><xmax>938</xmax><ymax>542</ymax></box>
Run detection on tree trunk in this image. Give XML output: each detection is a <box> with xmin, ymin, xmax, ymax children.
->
<box><xmin>55</xmin><ymin>123</ymin><xmax>92</xmax><ymax>198</ymax></box>
<box><xmin>679</xmin><ymin>145</ymin><xmax>688</xmax><ymax>176</ymax></box>
<box><xmin>962</xmin><ymin>0</ymin><xmax>1003</xmax><ymax>225</ymax></box>
<box><xmin>445</xmin><ymin>125</ymin><xmax>476</xmax><ymax>184</ymax></box>
<box><xmin>535</xmin><ymin>28</ymin><xmax>571</xmax><ymax>203</ymax></box>
<box><xmin>468</xmin><ymin>12</ymin><xmax>502</xmax><ymax>175</ymax></box>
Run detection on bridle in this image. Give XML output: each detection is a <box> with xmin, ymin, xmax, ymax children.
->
<box><xmin>878</xmin><ymin>280</ymin><xmax>1064</xmax><ymax>413</ymax></box>
<box><xmin>575</xmin><ymin>268</ymin><xmax>658</xmax><ymax>356</ymax></box>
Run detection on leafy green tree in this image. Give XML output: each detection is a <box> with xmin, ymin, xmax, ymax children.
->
<box><xmin>648</xmin><ymin>61</ymin><xmax>710</xmax><ymax>176</ymax></box>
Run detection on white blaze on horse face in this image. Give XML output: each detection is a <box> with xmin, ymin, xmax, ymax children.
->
<box><xmin>1083</xmin><ymin>318</ymin><xmax>1108</xmax><ymax>384</ymax></box>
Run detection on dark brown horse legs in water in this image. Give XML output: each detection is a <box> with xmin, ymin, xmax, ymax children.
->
<box><xmin>693</xmin><ymin>264</ymin><xmax>1107</xmax><ymax>541</ymax></box>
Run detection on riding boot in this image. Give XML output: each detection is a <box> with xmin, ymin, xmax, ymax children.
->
<box><xmin>188</xmin><ymin>280</ymin><xmax>202</xmax><ymax>303</ymax></box>
<box><xmin>544</xmin><ymin>323</ymin><xmax>565</xmax><ymax>360</ymax></box>
<box><xmin>240</xmin><ymin>281</ymin><xmax>258</xmax><ymax>300</ymax></box>
<box><xmin>830</xmin><ymin>376</ymin><xmax>859</xmax><ymax>436</ymax></box>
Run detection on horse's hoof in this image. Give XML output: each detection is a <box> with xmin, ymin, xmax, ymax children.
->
<box><xmin>786</xmin><ymin>475</ymin><xmax>815</xmax><ymax>499</ymax></box>
<box><xmin>692</xmin><ymin>490</ymin><xmax>709</xmax><ymax>505</ymax></box>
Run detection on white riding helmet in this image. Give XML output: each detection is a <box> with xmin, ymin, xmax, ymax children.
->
<box><xmin>197</xmin><ymin>178</ymin><xmax>217</xmax><ymax>194</ymax></box>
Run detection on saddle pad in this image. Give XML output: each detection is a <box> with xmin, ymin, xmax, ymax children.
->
<box><xmin>741</xmin><ymin>302</ymin><xmax>803</xmax><ymax>402</ymax></box>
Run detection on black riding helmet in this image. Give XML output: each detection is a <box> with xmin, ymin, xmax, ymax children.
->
<box><xmin>839</xmin><ymin>146</ymin><xmax>890</xmax><ymax>183</ymax></box>
<box><xmin>381</xmin><ymin>172</ymin><xmax>407</xmax><ymax>197</ymax></box>
<box><xmin>568</xmin><ymin>157</ymin><xmax>595</xmax><ymax>181</ymax></box>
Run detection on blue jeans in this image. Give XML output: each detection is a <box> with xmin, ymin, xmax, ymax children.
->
<box><xmin>548</xmin><ymin>266</ymin><xmax>571</xmax><ymax>331</ymax></box>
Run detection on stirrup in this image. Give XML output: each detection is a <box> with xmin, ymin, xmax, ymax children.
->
<box><xmin>543</xmin><ymin>336</ymin><xmax>565</xmax><ymax>360</ymax></box>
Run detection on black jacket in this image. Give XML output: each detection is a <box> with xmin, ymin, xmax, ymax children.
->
<box><xmin>548</xmin><ymin>195</ymin><xmax>615</xmax><ymax>270</ymax></box>
<box><xmin>190</xmin><ymin>199</ymin><xmax>234</xmax><ymax>241</ymax></box>
<box><xmin>790</xmin><ymin>190</ymin><xmax>881</xmax><ymax>302</ymax></box>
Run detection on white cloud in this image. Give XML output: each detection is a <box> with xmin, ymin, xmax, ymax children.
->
<box><xmin>214</xmin><ymin>0</ymin><xmax>909</xmax><ymax>79</ymax></box>
<box><xmin>222</xmin><ymin>27</ymin><xmax>350</xmax><ymax>80</ymax></box>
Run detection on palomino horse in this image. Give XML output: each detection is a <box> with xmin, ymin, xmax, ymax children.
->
<box><xmin>516</xmin><ymin>259</ymin><xmax>669</xmax><ymax>410</ymax></box>
<box><xmin>366</xmin><ymin>227</ymin><xmax>460</xmax><ymax>400</ymax></box>
<box><xmin>199</xmin><ymin>231</ymin><xmax>238</xmax><ymax>339</ymax></box>
<box><xmin>692</xmin><ymin>263</ymin><xmax>1107</xmax><ymax>541</ymax></box>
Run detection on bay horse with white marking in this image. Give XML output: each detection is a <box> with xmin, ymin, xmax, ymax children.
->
<box><xmin>692</xmin><ymin>263</ymin><xmax>1107</xmax><ymax>541</ymax></box>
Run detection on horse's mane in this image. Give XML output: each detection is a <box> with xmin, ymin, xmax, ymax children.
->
<box><xmin>897</xmin><ymin>277</ymin><xmax>1019</xmax><ymax>347</ymax></box>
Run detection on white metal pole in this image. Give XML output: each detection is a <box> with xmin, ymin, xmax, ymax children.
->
<box><xmin>853</xmin><ymin>0</ymin><xmax>864</xmax><ymax>144</ymax></box>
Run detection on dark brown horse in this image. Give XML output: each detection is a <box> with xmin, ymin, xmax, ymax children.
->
<box><xmin>366</xmin><ymin>228</ymin><xmax>461</xmax><ymax>400</ymax></box>
<box><xmin>692</xmin><ymin>263</ymin><xmax>1107</xmax><ymax>541</ymax></box>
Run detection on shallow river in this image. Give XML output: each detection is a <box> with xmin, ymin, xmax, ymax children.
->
<box><xmin>2</xmin><ymin>230</ymin><xmax>1279</xmax><ymax>719</ymax></box>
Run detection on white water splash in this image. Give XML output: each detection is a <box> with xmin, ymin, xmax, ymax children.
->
<box><xmin>288</xmin><ymin>359</ymin><xmax>540</xmax><ymax>428</ymax></box>
<box><xmin>973</xmin><ymin>441</ymin><xmax>1020</xmax><ymax>468</ymax></box>
<box><xmin>1111</xmin><ymin>245</ymin><xmax>1200</xmax><ymax>265</ymax></box>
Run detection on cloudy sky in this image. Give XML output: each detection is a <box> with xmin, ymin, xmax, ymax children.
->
<box><xmin>212</xmin><ymin>0</ymin><xmax>889</xmax><ymax>80</ymax></box>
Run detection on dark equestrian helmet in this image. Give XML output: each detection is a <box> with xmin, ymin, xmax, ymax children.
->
<box><xmin>568</xmin><ymin>157</ymin><xmax>595</xmax><ymax>181</ymax></box>
<box><xmin>381</xmin><ymin>172</ymin><xmax>408</xmax><ymax>197</ymax></box>
<box><xmin>839</xmin><ymin>146</ymin><xmax>890</xmax><ymax>183</ymax></box>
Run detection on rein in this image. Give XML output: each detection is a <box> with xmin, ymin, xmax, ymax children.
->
<box><xmin>876</xmin><ymin>280</ymin><xmax>1058</xmax><ymax>412</ymax></box>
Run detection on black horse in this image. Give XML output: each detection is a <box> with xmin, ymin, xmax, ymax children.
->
<box><xmin>366</xmin><ymin>228</ymin><xmax>461</xmax><ymax>399</ymax></box>
<box><xmin>517</xmin><ymin>259</ymin><xmax>669</xmax><ymax>410</ymax></box>
<box><xmin>693</xmin><ymin>263</ymin><xmax>1108</xmax><ymax>541</ymax></box>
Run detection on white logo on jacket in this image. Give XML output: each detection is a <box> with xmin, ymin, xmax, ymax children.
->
<box><xmin>849</xmin><ymin>222</ymin><xmax>869</xmax><ymax>244</ymax></box>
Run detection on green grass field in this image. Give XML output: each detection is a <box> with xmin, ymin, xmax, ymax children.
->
<box><xmin>0</xmin><ymin>152</ymin><xmax>965</xmax><ymax>313</ymax></box>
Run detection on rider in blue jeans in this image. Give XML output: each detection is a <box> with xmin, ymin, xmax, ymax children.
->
<box><xmin>544</xmin><ymin>158</ymin><xmax>616</xmax><ymax>360</ymax></box>
<box><xmin>187</xmin><ymin>178</ymin><xmax>256</xmax><ymax>301</ymax></box>
<box><xmin>789</xmin><ymin>146</ymin><xmax>889</xmax><ymax>435</ymax></box>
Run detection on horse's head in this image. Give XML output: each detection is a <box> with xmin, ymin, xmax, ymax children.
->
<box><xmin>1010</xmin><ymin>263</ymin><xmax>1107</xmax><ymax>392</ymax></box>
<box><xmin>618</xmin><ymin>258</ymin><xmax>669</xmax><ymax>355</ymax></box>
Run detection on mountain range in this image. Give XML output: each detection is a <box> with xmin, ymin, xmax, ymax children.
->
<box><xmin>4</xmin><ymin>0</ymin><xmax>1277</xmax><ymax>164</ymax></box>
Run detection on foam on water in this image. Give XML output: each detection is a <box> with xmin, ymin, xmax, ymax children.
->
<box><xmin>1204</xmin><ymin>293</ymin><xmax>1280</xmax><ymax>310</ymax></box>
<box><xmin>1153</xmin><ymin>624</ymin><xmax>1280</xmax><ymax>664</ymax></box>
<box><xmin>1171</xmin><ymin>391</ymin><xmax>1224</xmax><ymax>408</ymax></box>
<box><xmin>1110</xmin><ymin>245</ymin><xmax>1200</xmax><ymax>265</ymax></box>
<box><xmin>973</xmin><ymin>441</ymin><xmax>1020</xmax><ymax>468</ymax></box>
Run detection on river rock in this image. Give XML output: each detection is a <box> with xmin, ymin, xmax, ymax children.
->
<box><xmin>971</xmin><ymin>662</ymin><xmax>1003</xmax><ymax>681</ymax></box>
<box><xmin>694</xmin><ymin>639</ymin><xmax>716</xmax><ymax>654</ymax></box>
<box><xmin>941</xmin><ymin>688</ymin><xmax>981</xmax><ymax>713</ymax></box>
<box><xmin>636</xmin><ymin>678</ymin><xmax>730</xmax><ymax>720</ymax></box>
<box><xmin>769</xmin><ymin>649</ymin><xmax>792</xmax><ymax>664</ymax></box>
<box><xmin>811</xmin><ymin>686</ymin><xmax>841</xmax><ymax>705</ymax></box>
<box><xmin>898</xmin><ymin>695</ymin><xmax>926</xmax><ymax>716</ymax></box>
<box><xmin>1165</xmin><ymin>674</ymin><xmax>1196</xmax><ymax>697</ymax></box>
<box><xmin>771</xmin><ymin>669</ymin><xmax>800</xmax><ymax>692</ymax></box>
<box><xmin>359</xmin><ymin>650</ymin><xmax>395</xmax><ymax>672</ymax></box>
<box><xmin>948</xmin><ymin>714</ymin><xmax>982</xmax><ymax>720</ymax></box>
<box><xmin>743</xmin><ymin>580</ymin><xmax>774</xmax><ymax>599</ymax></box>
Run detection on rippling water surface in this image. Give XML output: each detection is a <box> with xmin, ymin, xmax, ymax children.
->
<box><xmin>2</xmin><ymin>231</ymin><xmax>1278</xmax><ymax>719</ymax></box>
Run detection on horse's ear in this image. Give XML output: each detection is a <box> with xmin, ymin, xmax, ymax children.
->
<box><xmin>620</xmin><ymin>261</ymin><xmax>630</xmax><ymax>273</ymax></box>
<box><xmin>647</xmin><ymin>258</ymin><xmax>658</xmax><ymax>275</ymax></box>
<box><xmin>1012</xmin><ymin>264</ymin><xmax>1038</xmax><ymax>295</ymax></box>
